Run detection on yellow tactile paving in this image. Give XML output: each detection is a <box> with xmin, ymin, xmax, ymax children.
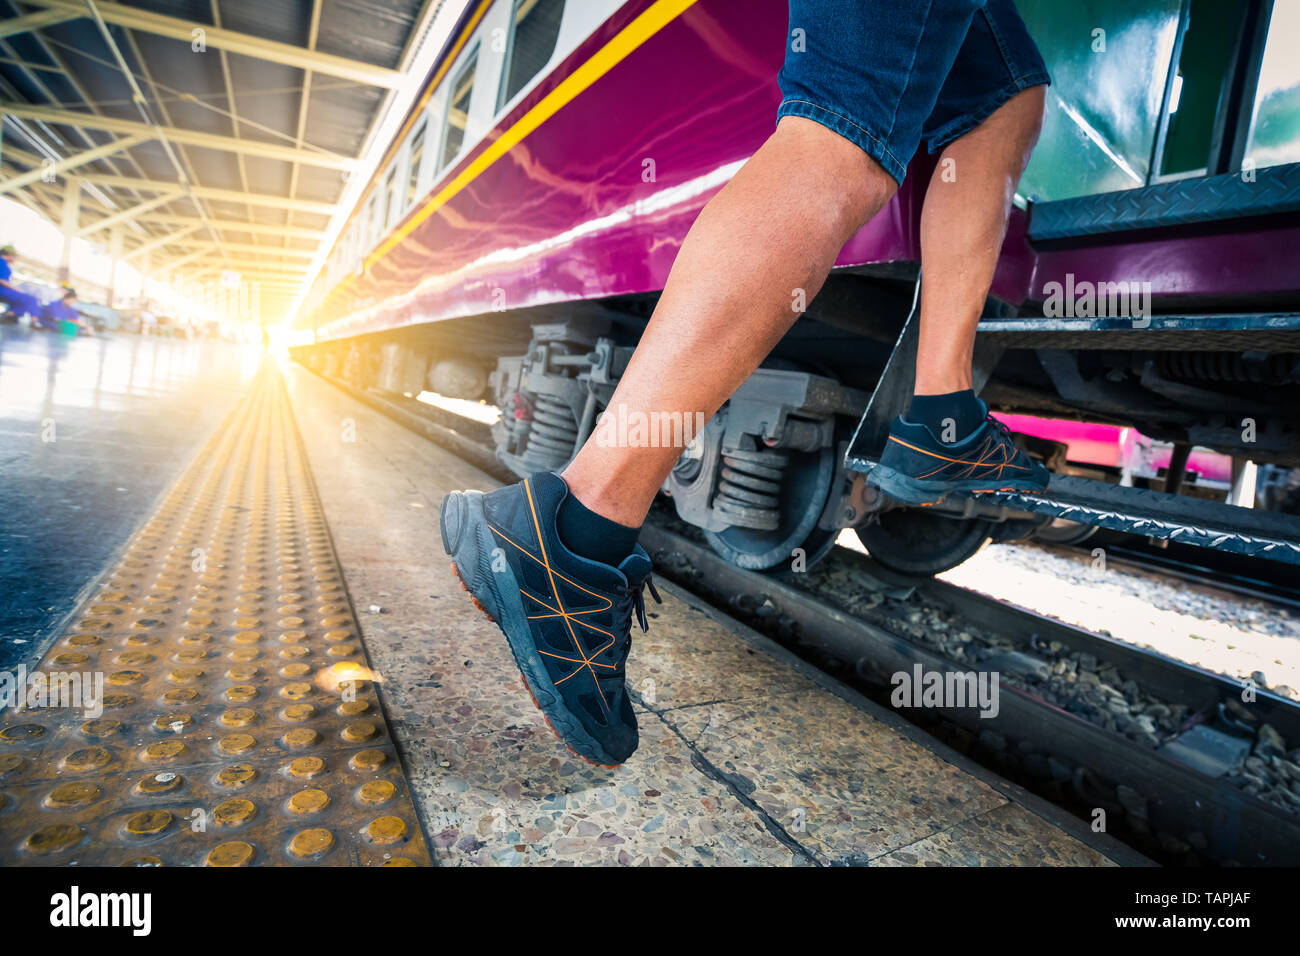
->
<box><xmin>0</xmin><ymin>361</ymin><xmax>430</xmax><ymax>866</ymax></box>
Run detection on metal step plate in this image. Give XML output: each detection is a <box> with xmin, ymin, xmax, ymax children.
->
<box><xmin>966</xmin><ymin>475</ymin><xmax>1300</xmax><ymax>565</ymax></box>
<box><xmin>975</xmin><ymin>312</ymin><xmax>1300</xmax><ymax>351</ymax></box>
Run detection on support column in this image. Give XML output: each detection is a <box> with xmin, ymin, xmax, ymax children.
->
<box><xmin>57</xmin><ymin>176</ymin><xmax>82</xmax><ymax>284</ymax></box>
<box><xmin>106</xmin><ymin>224</ymin><xmax>123</xmax><ymax>307</ymax></box>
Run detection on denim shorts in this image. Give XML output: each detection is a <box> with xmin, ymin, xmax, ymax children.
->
<box><xmin>777</xmin><ymin>0</ymin><xmax>1051</xmax><ymax>185</ymax></box>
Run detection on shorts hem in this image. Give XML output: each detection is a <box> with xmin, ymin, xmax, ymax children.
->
<box><xmin>924</xmin><ymin>71</ymin><xmax>1051</xmax><ymax>154</ymax></box>
<box><xmin>776</xmin><ymin>99</ymin><xmax>907</xmax><ymax>186</ymax></box>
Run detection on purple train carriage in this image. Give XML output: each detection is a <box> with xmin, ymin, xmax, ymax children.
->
<box><xmin>289</xmin><ymin>0</ymin><xmax>1300</xmax><ymax>575</ymax></box>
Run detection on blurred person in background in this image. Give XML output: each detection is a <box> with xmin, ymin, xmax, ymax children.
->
<box><xmin>38</xmin><ymin>287</ymin><xmax>90</xmax><ymax>335</ymax></box>
<box><xmin>0</xmin><ymin>244</ymin><xmax>42</xmax><ymax>322</ymax></box>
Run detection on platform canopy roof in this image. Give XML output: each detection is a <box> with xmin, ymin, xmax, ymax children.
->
<box><xmin>0</xmin><ymin>0</ymin><xmax>461</xmax><ymax>319</ymax></box>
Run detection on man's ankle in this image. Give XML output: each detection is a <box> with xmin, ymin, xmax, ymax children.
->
<box><xmin>905</xmin><ymin>389</ymin><xmax>986</xmax><ymax>442</ymax></box>
<box><xmin>555</xmin><ymin>486</ymin><xmax>641</xmax><ymax>567</ymax></box>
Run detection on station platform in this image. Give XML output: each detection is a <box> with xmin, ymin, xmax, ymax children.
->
<box><xmin>0</xmin><ymin>334</ymin><xmax>1145</xmax><ymax>866</ymax></box>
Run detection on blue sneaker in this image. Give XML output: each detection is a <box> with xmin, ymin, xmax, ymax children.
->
<box><xmin>867</xmin><ymin>411</ymin><xmax>1049</xmax><ymax>506</ymax></box>
<box><xmin>439</xmin><ymin>472</ymin><xmax>659</xmax><ymax>767</ymax></box>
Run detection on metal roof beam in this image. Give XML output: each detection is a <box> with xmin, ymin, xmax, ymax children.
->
<box><xmin>156</xmin><ymin>248</ymin><xmax>211</xmax><ymax>271</ymax></box>
<box><xmin>142</xmin><ymin>215</ymin><xmax>325</xmax><ymax>240</ymax></box>
<box><xmin>77</xmin><ymin>190</ymin><xmax>184</xmax><ymax>236</ymax></box>
<box><xmin>170</xmin><ymin>240</ymin><xmax>316</xmax><ymax>259</ymax></box>
<box><xmin>0</xmin><ymin>103</ymin><xmax>357</xmax><ymax>170</ymax></box>
<box><xmin>0</xmin><ymin>8</ymin><xmax>79</xmax><ymax>39</ymax></box>
<box><xmin>0</xmin><ymin>133</ymin><xmax>148</xmax><ymax>195</ymax></box>
<box><xmin>58</xmin><ymin>172</ymin><xmax>337</xmax><ymax>215</ymax></box>
<box><xmin>24</xmin><ymin>0</ymin><xmax>404</xmax><ymax>88</ymax></box>
<box><xmin>123</xmin><ymin>223</ymin><xmax>204</xmax><ymax>260</ymax></box>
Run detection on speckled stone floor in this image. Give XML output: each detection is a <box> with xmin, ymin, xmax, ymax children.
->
<box><xmin>286</xmin><ymin>364</ymin><xmax>1135</xmax><ymax>867</ymax></box>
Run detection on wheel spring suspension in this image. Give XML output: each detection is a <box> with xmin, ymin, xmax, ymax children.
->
<box><xmin>521</xmin><ymin>393</ymin><xmax>579</xmax><ymax>472</ymax></box>
<box><xmin>714</xmin><ymin>447</ymin><xmax>788</xmax><ymax>531</ymax></box>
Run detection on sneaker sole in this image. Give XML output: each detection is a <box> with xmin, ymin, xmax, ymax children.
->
<box><xmin>867</xmin><ymin>463</ymin><xmax>1048</xmax><ymax>506</ymax></box>
<box><xmin>439</xmin><ymin>489</ymin><xmax>627</xmax><ymax>769</ymax></box>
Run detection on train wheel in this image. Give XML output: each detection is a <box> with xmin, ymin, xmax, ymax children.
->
<box><xmin>853</xmin><ymin>509</ymin><xmax>990</xmax><ymax>576</ymax></box>
<box><xmin>1031</xmin><ymin>517</ymin><xmax>1098</xmax><ymax>546</ymax></box>
<box><xmin>703</xmin><ymin>442</ymin><xmax>838</xmax><ymax>572</ymax></box>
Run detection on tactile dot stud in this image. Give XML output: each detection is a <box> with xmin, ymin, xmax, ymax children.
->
<box><xmin>143</xmin><ymin>740</ymin><xmax>188</xmax><ymax>762</ymax></box>
<box><xmin>218</xmin><ymin>733</ymin><xmax>257</xmax><ymax>756</ymax></box>
<box><xmin>220</xmin><ymin>708</ymin><xmax>257</xmax><ymax>728</ymax></box>
<box><xmin>154</xmin><ymin>714</ymin><xmax>193</xmax><ymax>733</ymax></box>
<box><xmin>62</xmin><ymin>746</ymin><xmax>112</xmax><ymax>772</ymax></box>
<box><xmin>135</xmin><ymin>772</ymin><xmax>182</xmax><ymax>796</ymax></box>
<box><xmin>1</xmin><ymin>724</ymin><xmax>46</xmax><ymax>742</ymax></box>
<box><xmin>362</xmin><ymin>816</ymin><xmax>408</xmax><ymax>846</ymax></box>
<box><xmin>280</xmin><ymin>704</ymin><xmax>316</xmax><ymax>722</ymax></box>
<box><xmin>350</xmin><ymin>749</ymin><xmax>387</xmax><ymax>772</ymax></box>
<box><xmin>338</xmin><ymin>701</ymin><xmax>370</xmax><ymax>717</ymax></box>
<box><xmin>44</xmin><ymin>782</ymin><xmax>103</xmax><ymax>809</ymax></box>
<box><xmin>205</xmin><ymin>841</ymin><xmax>255</xmax><ymax>867</ymax></box>
<box><xmin>213</xmin><ymin>798</ymin><xmax>258</xmax><ymax>827</ymax></box>
<box><xmin>357</xmin><ymin>780</ymin><xmax>396</xmax><ymax>806</ymax></box>
<box><xmin>287</xmin><ymin>828</ymin><xmax>335</xmax><ymax>860</ymax></box>
<box><xmin>24</xmin><ymin>824</ymin><xmax>86</xmax><ymax>855</ymax></box>
<box><xmin>227</xmin><ymin>665</ymin><xmax>261</xmax><ymax>681</ymax></box>
<box><xmin>285</xmin><ymin>756</ymin><xmax>324</xmax><ymax>780</ymax></box>
<box><xmin>81</xmin><ymin>718</ymin><xmax>122</xmax><ymax>738</ymax></box>
<box><xmin>125</xmin><ymin>809</ymin><xmax>173</xmax><ymax>837</ymax></box>
<box><xmin>225</xmin><ymin>685</ymin><xmax>258</xmax><ymax>703</ymax></box>
<box><xmin>0</xmin><ymin>754</ymin><xmax>26</xmax><ymax>777</ymax></box>
<box><xmin>288</xmin><ymin>788</ymin><xmax>331</xmax><ymax>815</ymax></box>
<box><xmin>280</xmin><ymin>681</ymin><xmax>313</xmax><ymax>700</ymax></box>
<box><xmin>214</xmin><ymin>764</ymin><xmax>257</xmax><ymax>789</ymax></box>
<box><xmin>341</xmin><ymin>722</ymin><xmax>378</xmax><ymax>743</ymax></box>
<box><xmin>282</xmin><ymin>728</ymin><xmax>320</xmax><ymax>750</ymax></box>
<box><xmin>107</xmin><ymin>670</ymin><xmax>144</xmax><ymax>686</ymax></box>
<box><xmin>163</xmin><ymin>688</ymin><xmax>199</xmax><ymax>705</ymax></box>
<box><xmin>51</xmin><ymin>652</ymin><xmax>91</xmax><ymax>666</ymax></box>
<box><xmin>280</xmin><ymin>663</ymin><xmax>312</xmax><ymax>679</ymax></box>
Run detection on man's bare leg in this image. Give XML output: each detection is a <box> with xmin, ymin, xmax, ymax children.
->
<box><xmin>913</xmin><ymin>86</ymin><xmax>1045</xmax><ymax>398</ymax></box>
<box><xmin>561</xmin><ymin>116</ymin><xmax>897</xmax><ymax>527</ymax></box>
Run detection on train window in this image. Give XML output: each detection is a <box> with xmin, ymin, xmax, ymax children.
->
<box><xmin>440</xmin><ymin>49</ymin><xmax>478</xmax><ymax>170</ymax></box>
<box><xmin>1244</xmin><ymin>1</ymin><xmax>1300</xmax><ymax>170</ymax></box>
<box><xmin>406</xmin><ymin>120</ymin><xmax>427</xmax><ymax>209</ymax></box>
<box><xmin>367</xmin><ymin>193</ymin><xmax>382</xmax><ymax>249</ymax></box>
<box><xmin>499</xmin><ymin>0</ymin><xmax>565</xmax><ymax>109</ymax></box>
<box><xmin>1153</xmin><ymin>0</ymin><xmax>1241</xmax><ymax>180</ymax></box>
<box><xmin>383</xmin><ymin>165</ymin><xmax>399</xmax><ymax>228</ymax></box>
<box><xmin>1016</xmin><ymin>0</ymin><xmax>1183</xmax><ymax>202</ymax></box>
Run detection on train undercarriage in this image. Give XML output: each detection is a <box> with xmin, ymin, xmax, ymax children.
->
<box><xmin>293</xmin><ymin>270</ymin><xmax>1300</xmax><ymax>577</ymax></box>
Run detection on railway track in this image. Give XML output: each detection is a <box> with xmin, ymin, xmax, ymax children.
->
<box><xmin>300</xmin><ymin>365</ymin><xmax>1300</xmax><ymax>866</ymax></box>
<box><xmin>1056</xmin><ymin>535</ymin><xmax>1300</xmax><ymax>613</ymax></box>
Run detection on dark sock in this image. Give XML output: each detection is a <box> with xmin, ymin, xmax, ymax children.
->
<box><xmin>906</xmin><ymin>389</ymin><xmax>985</xmax><ymax>442</ymax></box>
<box><xmin>556</xmin><ymin>491</ymin><xmax>641</xmax><ymax>567</ymax></box>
